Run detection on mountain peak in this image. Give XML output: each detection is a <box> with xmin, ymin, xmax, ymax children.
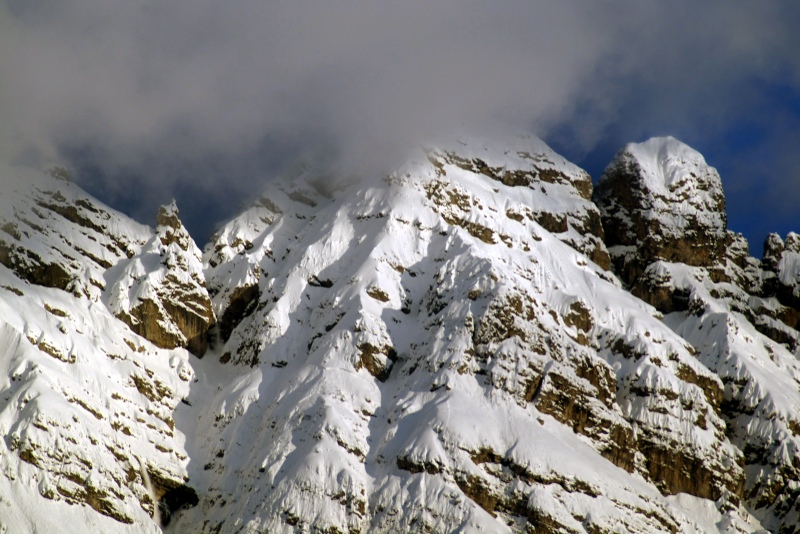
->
<box><xmin>156</xmin><ymin>199</ymin><xmax>181</xmax><ymax>230</ymax></box>
<box><xmin>615</xmin><ymin>136</ymin><xmax>711</xmax><ymax>190</ymax></box>
<box><xmin>594</xmin><ymin>136</ymin><xmax>727</xmax><ymax>283</ymax></box>
<box><xmin>425</xmin><ymin>133</ymin><xmax>594</xmax><ymax>200</ymax></box>
<box><xmin>2</xmin><ymin>140</ymin><xmax>800</xmax><ymax>533</ymax></box>
<box><xmin>0</xmin><ymin>166</ymin><xmax>150</xmax><ymax>298</ymax></box>
<box><xmin>108</xmin><ymin>202</ymin><xmax>215</xmax><ymax>355</ymax></box>
<box><xmin>421</xmin><ymin>134</ymin><xmax>608</xmax><ymax>268</ymax></box>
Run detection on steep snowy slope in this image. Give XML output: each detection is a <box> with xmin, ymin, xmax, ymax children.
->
<box><xmin>1</xmin><ymin>135</ymin><xmax>798</xmax><ymax>534</ymax></box>
<box><xmin>0</xmin><ymin>167</ymin><xmax>201</xmax><ymax>532</ymax></box>
<box><xmin>595</xmin><ymin>137</ymin><xmax>800</xmax><ymax>534</ymax></box>
<box><xmin>169</xmin><ymin>136</ymin><xmax>762</xmax><ymax>533</ymax></box>
<box><xmin>0</xmin><ymin>165</ymin><xmax>151</xmax><ymax>299</ymax></box>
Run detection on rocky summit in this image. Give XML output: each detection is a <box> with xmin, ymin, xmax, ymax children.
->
<box><xmin>0</xmin><ymin>136</ymin><xmax>799</xmax><ymax>533</ymax></box>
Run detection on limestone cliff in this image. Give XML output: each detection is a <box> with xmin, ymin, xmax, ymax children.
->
<box><xmin>2</xmin><ymin>137</ymin><xmax>799</xmax><ymax>534</ymax></box>
<box><xmin>107</xmin><ymin>202</ymin><xmax>215</xmax><ymax>356</ymax></box>
<box><xmin>596</xmin><ymin>137</ymin><xmax>800</xmax><ymax>533</ymax></box>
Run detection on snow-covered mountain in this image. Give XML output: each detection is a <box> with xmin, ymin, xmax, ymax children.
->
<box><xmin>0</xmin><ymin>136</ymin><xmax>798</xmax><ymax>533</ymax></box>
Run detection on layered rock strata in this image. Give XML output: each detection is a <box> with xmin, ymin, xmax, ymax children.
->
<box><xmin>108</xmin><ymin>202</ymin><xmax>215</xmax><ymax>356</ymax></box>
<box><xmin>2</xmin><ymin>136</ymin><xmax>798</xmax><ymax>533</ymax></box>
<box><xmin>596</xmin><ymin>137</ymin><xmax>800</xmax><ymax>533</ymax></box>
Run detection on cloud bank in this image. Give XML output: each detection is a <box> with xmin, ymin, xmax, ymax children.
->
<box><xmin>1</xmin><ymin>1</ymin><xmax>799</xmax><ymax>243</ymax></box>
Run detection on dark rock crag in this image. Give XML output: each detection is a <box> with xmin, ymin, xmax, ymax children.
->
<box><xmin>596</xmin><ymin>136</ymin><xmax>800</xmax><ymax>533</ymax></box>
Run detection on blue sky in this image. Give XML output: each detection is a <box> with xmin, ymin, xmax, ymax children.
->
<box><xmin>2</xmin><ymin>1</ymin><xmax>798</xmax><ymax>253</ymax></box>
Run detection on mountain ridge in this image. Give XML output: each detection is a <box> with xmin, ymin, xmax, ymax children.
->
<box><xmin>0</xmin><ymin>135</ymin><xmax>798</xmax><ymax>533</ymax></box>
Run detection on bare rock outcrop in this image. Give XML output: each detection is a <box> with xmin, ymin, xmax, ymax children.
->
<box><xmin>763</xmin><ymin>232</ymin><xmax>800</xmax><ymax>311</ymax></box>
<box><xmin>594</xmin><ymin>136</ymin><xmax>727</xmax><ymax>286</ymax></box>
<box><xmin>594</xmin><ymin>137</ymin><xmax>800</xmax><ymax>532</ymax></box>
<box><xmin>108</xmin><ymin>202</ymin><xmax>214</xmax><ymax>356</ymax></box>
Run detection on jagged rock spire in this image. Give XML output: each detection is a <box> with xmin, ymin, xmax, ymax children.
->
<box><xmin>108</xmin><ymin>201</ymin><xmax>215</xmax><ymax>355</ymax></box>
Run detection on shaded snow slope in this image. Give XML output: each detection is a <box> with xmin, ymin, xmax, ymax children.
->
<box><xmin>0</xmin><ymin>269</ymin><xmax>194</xmax><ymax>529</ymax></box>
<box><xmin>667</xmin><ymin>279</ymin><xmax>800</xmax><ymax>532</ymax></box>
<box><xmin>634</xmin><ymin>258</ymin><xmax>800</xmax><ymax>533</ymax></box>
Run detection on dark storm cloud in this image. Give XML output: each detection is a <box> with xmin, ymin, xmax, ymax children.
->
<box><xmin>1</xmin><ymin>1</ymin><xmax>798</xmax><ymax>241</ymax></box>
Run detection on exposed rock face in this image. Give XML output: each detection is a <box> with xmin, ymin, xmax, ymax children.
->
<box><xmin>763</xmin><ymin>232</ymin><xmax>800</xmax><ymax>311</ymax></box>
<box><xmin>3</xmin><ymin>138</ymin><xmax>800</xmax><ymax>534</ymax></box>
<box><xmin>597</xmin><ymin>137</ymin><xmax>800</xmax><ymax>533</ymax></box>
<box><xmin>651</xmin><ymin>261</ymin><xmax>800</xmax><ymax>533</ymax></box>
<box><xmin>108</xmin><ymin>202</ymin><xmax>215</xmax><ymax>356</ymax></box>
<box><xmin>204</xmin><ymin>197</ymin><xmax>278</xmax><ymax>344</ymax></box>
<box><xmin>594</xmin><ymin>136</ymin><xmax>727</xmax><ymax>286</ymax></box>
<box><xmin>0</xmin><ymin>167</ymin><xmax>195</xmax><ymax>531</ymax></box>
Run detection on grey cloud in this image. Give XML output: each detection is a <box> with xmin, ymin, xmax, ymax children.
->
<box><xmin>1</xmin><ymin>2</ymin><xmax>612</xmax><ymax>164</ymax></box>
<box><xmin>1</xmin><ymin>1</ymin><xmax>798</xmax><ymax>240</ymax></box>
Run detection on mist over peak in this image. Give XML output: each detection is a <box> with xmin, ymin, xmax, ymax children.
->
<box><xmin>2</xmin><ymin>1</ymin><xmax>799</xmax><ymax>243</ymax></box>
